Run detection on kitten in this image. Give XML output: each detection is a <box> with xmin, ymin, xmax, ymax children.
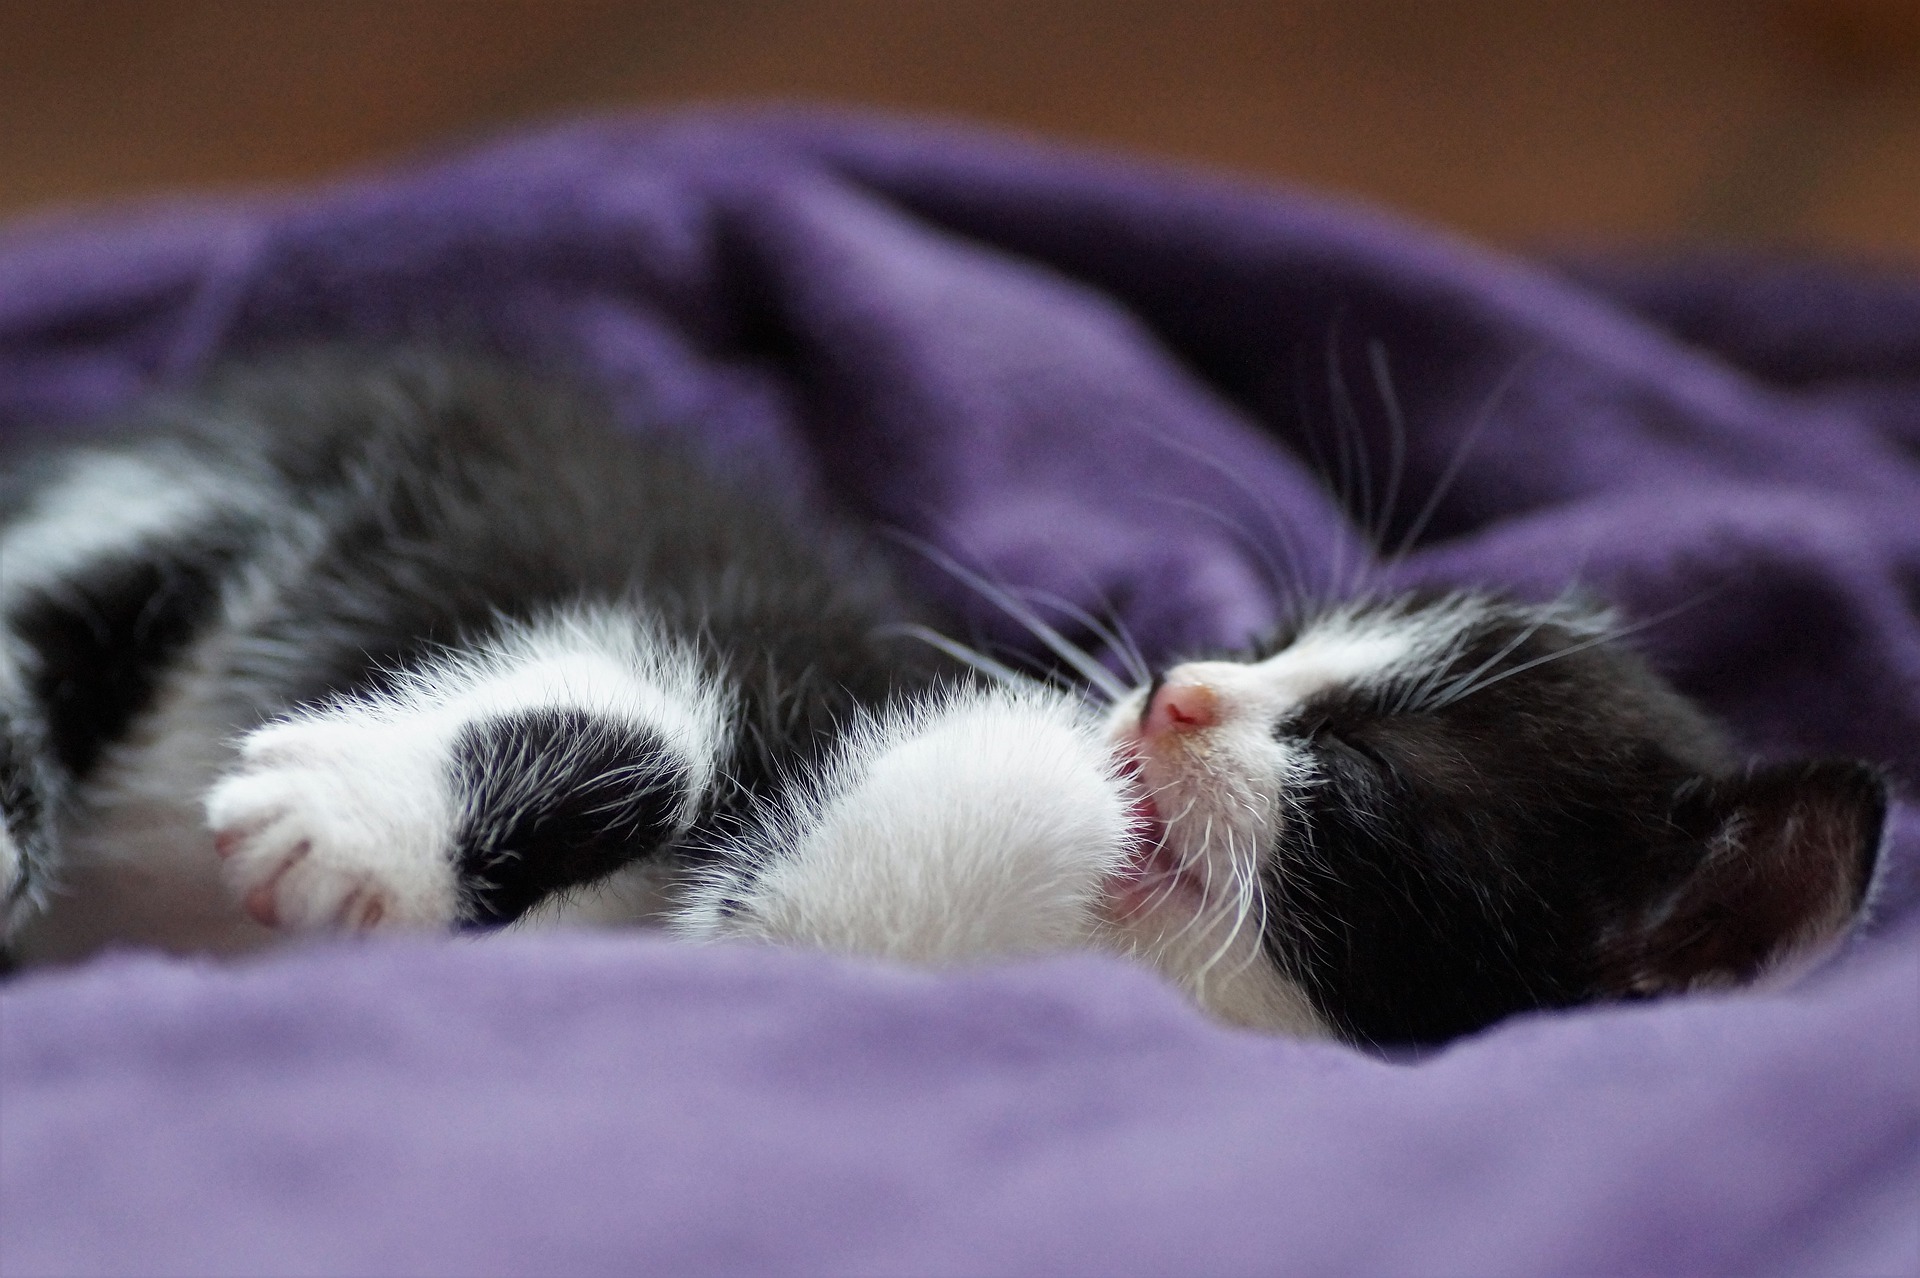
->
<box><xmin>0</xmin><ymin>350</ymin><xmax>1886</xmax><ymax>1045</ymax></box>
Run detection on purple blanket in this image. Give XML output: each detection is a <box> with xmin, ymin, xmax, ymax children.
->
<box><xmin>2</xmin><ymin>113</ymin><xmax>1916</xmax><ymax>1277</ymax></box>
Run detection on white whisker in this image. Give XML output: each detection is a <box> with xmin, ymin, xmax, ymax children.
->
<box><xmin>1014</xmin><ymin>585</ymin><xmax>1152</xmax><ymax>688</ymax></box>
<box><xmin>887</xmin><ymin>534</ymin><xmax>1130</xmax><ymax>702</ymax></box>
<box><xmin>876</xmin><ymin>623</ymin><xmax>1030</xmax><ymax>689</ymax></box>
<box><xmin>1385</xmin><ymin>352</ymin><xmax>1536</xmax><ymax>569</ymax></box>
<box><xmin>1367</xmin><ymin>340</ymin><xmax>1408</xmax><ymax>562</ymax></box>
<box><xmin>1439</xmin><ymin>586</ymin><xmax>1725</xmax><ymax>708</ymax></box>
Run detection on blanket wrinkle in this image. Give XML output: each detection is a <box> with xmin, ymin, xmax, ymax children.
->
<box><xmin>721</xmin><ymin>169</ymin><xmax>1346</xmax><ymax>650</ymax></box>
<box><xmin>1</xmin><ymin>111</ymin><xmax>1917</xmax><ymax>1277</ymax></box>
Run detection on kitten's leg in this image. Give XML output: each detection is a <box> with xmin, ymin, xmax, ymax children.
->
<box><xmin>0</xmin><ymin>448</ymin><xmax>250</xmax><ymax>935</ymax></box>
<box><xmin>206</xmin><ymin>607</ymin><xmax>730</xmax><ymax>930</ymax></box>
<box><xmin>677</xmin><ymin>684</ymin><xmax>1135</xmax><ymax>962</ymax></box>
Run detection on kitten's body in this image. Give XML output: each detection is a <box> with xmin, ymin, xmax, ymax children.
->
<box><xmin>0</xmin><ymin>352</ymin><xmax>1886</xmax><ymax>1045</ymax></box>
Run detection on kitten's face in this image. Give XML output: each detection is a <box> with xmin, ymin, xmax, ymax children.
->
<box><xmin>1098</xmin><ymin>594</ymin><xmax>1884</xmax><ymax>1046</ymax></box>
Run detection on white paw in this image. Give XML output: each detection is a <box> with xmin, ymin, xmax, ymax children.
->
<box><xmin>681</xmin><ymin>685</ymin><xmax>1133</xmax><ymax>962</ymax></box>
<box><xmin>206</xmin><ymin>712</ymin><xmax>461</xmax><ymax>932</ymax></box>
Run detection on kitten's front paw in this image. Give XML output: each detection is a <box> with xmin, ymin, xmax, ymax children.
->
<box><xmin>206</xmin><ymin>714</ymin><xmax>460</xmax><ymax>932</ymax></box>
<box><xmin>682</xmin><ymin>685</ymin><xmax>1133</xmax><ymax>962</ymax></box>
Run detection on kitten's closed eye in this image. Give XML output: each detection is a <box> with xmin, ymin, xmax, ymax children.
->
<box><xmin>1309</xmin><ymin>723</ymin><xmax>1389</xmax><ymax>770</ymax></box>
<box><xmin>1297</xmin><ymin>715</ymin><xmax>1355</xmax><ymax>748</ymax></box>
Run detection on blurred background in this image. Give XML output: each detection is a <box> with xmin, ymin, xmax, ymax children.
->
<box><xmin>3</xmin><ymin>0</ymin><xmax>1917</xmax><ymax>259</ymax></box>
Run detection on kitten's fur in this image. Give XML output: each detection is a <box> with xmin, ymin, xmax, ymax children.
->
<box><xmin>0</xmin><ymin>351</ymin><xmax>1887</xmax><ymax>1045</ymax></box>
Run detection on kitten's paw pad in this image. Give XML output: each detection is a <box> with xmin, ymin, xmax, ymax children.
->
<box><xmin>205</xmin><ymin>716</ymin><xmax>460</xmax><ymax>932</ymax></box>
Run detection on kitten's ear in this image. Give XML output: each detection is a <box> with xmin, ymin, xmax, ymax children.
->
<box><xmin>1609</xmin><ymin>761</ymin><xmax>1887</xmax><ymax>995</ymax></box>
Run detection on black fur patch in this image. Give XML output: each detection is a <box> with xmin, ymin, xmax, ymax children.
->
<box><xmin>451</xmin><ymin>709</ymin><xmax>696</xmax><ymax>924</ymax></box>
<box><xmin>186</xmin><ymin>352</ymin><xmax>944</xmax><ymax>740</ymax></box>
<box><xmin>8</xmin><ymin>544</ymin><xmax>234</xmax><ymax>780</ymax></box>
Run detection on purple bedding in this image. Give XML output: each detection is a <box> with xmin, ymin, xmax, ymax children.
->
<box><xmin>2</xmin><ymin>113</ymin><xmax>1916</xmax><ymax>1277</ymax></box>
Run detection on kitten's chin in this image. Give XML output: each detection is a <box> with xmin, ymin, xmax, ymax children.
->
<box><xmin>1095</xmin><ymin>886</ymin><xmax>1331</xmax><ymax>1037</ymax></box>
<box><xmin>1098</xmin><ymin>735</ymin><xmax>1328</xmax><ymax>1039</ymax></box>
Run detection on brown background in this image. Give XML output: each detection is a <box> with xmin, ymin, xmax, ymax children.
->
<box><xmin>3</xmin><ymin>1</ymin><xmax>1917</xmax><ymax>258</ymax></box>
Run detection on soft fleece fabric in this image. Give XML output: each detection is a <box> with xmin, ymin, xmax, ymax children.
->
<box><xmin>2</xmin><ymin>113</ymin><xmax>1916</xmax><ymax>1277</ymax></box>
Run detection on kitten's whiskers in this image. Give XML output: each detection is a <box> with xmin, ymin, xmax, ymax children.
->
<box><xmin>1435</xmin><ymin>587</ymin><xmax>1723</xmax><ymax>710</ymax></box>
<box><xmin>887</xmin><ymin>536</ymin><xmax>1130</xmax><ymax>703</ymax></box>
<box><xmin>879</xmin><ymin>623</ymin><xmax>1029</xmax><ymax>689</ymax></box>
<box><xmin>1012</xmin><ymin>586</ymin><xmax>1152</xmax><ymax>688</ymax></box>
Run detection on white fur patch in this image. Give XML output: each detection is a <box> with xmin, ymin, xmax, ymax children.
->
<box><xmin>205</xmin><ymin>604</ymin><xmax>729</xmax><ymax>934</ymax></box>
<box><xmin>0</xmin><ymin>450</ymin><xmax>236</xmax><ymax>606</ymax></box>
<box><xmin>1143</xmin><ymin>599</ymin><xmax>1491</xmax><ymax>736</ymax></box>
<box><xmin>679</xmin><ymin>684</ymin><xmax>1132</xmax><ymax>963</ymax></box>
<box><xmin>1094</xmin><ymin>894</ymin><xmax>1327</xmax><ymax>1035</ymax></box>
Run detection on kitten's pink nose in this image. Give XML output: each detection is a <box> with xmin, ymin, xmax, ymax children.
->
<box><xmin>1146</xmin><ymin>678</ymin><xmax>1220</xmax><ymax>736</ymax></box>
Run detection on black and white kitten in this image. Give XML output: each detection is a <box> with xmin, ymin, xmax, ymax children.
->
<box><xmin>0</xmin><ymin>351</ymin><xmax>1887</xmax><ymax>1045</ymax></box>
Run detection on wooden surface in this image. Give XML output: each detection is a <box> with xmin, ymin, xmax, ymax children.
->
<box><xmin>3</xmin><ymin>0</ymin><xmax>1916</xmax><ymax>258</ymax></box>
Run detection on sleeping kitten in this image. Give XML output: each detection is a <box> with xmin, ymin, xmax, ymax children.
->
<box><xmin>0</xmin><ymin>351</ymin><xmax>1887</xmax><ymax>1045</ymax></box>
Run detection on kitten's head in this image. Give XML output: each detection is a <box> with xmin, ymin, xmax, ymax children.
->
<box><xmin>1100</xmin><ymin>593</ymin><xmax>1887</xmax><ymax>1046</ymax></box>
